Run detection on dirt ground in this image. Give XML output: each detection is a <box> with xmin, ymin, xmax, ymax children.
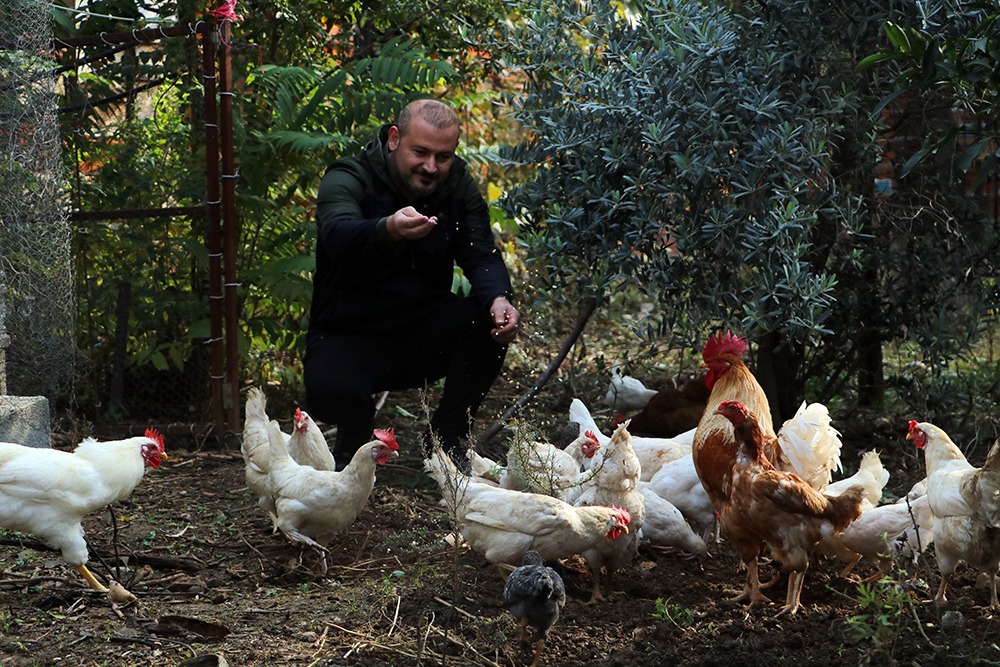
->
<box><xmin>4</xmin><ymin>375</ymin><xmax>1000</xmax><ymax>667</ymax></box>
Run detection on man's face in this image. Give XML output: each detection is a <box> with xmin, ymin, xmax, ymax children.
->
<box><xmin>387</xmin><ymin>117</ymin><xmax>459</xmax><ymax>200</ymax></box>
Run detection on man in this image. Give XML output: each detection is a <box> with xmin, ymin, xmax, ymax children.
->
<box><xmin>304</xmin><ymin>99</ymin><xmax>519</xmax><ymax>469</ymax></box>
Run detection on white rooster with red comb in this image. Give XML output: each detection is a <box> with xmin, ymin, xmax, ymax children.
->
<box><xmin>0</xmin><ymin>428</ymin><xmax>166</xmax><ymax>595</ymax></box>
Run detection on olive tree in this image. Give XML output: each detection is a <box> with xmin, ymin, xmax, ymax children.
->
<box><xmin>496</xmin><ymin>0</ymin><xmax>999</xmax><ymax>422</ymax></box>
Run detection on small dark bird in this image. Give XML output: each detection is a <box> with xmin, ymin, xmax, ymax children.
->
<box><xmin>503</xmin><ymin>550</ymin><xmax>566</xmax><ymax>667</ymax></box>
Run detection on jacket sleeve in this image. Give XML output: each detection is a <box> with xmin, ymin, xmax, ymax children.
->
<box><xmin>315</xmin><ymin>161</ymin><xmax>395</xmax><ymax>261</ymax></box>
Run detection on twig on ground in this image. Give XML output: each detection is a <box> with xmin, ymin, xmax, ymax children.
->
<box><xmin>388</xmin><ymin>594</ymin><xmax>401</xmax><ymax>637</ymax></box>
<box><xmin>310</xmin><ymin>625</ymin><xmax>330</xmax><ymax>659</ymax></box>
<box><xmin>433</xmin><ymin>595</ymin><xmax>487</xmax><ymax>621</ymax></box>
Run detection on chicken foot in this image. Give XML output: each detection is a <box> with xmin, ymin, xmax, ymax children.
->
<box><xmin>732</xmin><ymin>558</ymin><xmax>770</xmax><ymax>607</ymax></box>
<box><xmin>282</xmin><ymin>529</ymin><xmax>331</xmax><ymax>574</ymax></box>
<box><xmin>529</xmin><ymin>638</ymin><xmax>546</xmax><ymax>667</ymax></box>
<box><xmin>515</xmin><ymin>618</ymin><xmax>547</xmax><ymax>667</ymax></box>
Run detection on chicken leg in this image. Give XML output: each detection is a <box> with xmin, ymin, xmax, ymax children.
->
<box><xmin>777</xmin><ymin>571</ymin><xmax>806</xmax><ymax>616</ymax></box>
<box><xmin>529</xmin><ymin>637</ymin><xmax>546</xmax><ymax>667</ymax></box>
<box><xmin>76</xmin><ymin>564</ymin><xmax>109</xmax><ymax>592</ymax></box>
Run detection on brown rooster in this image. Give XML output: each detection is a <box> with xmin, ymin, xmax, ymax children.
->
<box><xmin>692</xmin><ymin>331</ymin><xmax>777</xmax><ymax>509</ymax></box>
<box><xmin>716</xmin><ymin>400</ymin><xmax>865</xmax><ymax>615</ymax></box>
<box><xmin>692</xmin><ymin>330</ymin><xmax>844</xmax><ymax>606</ymax></box>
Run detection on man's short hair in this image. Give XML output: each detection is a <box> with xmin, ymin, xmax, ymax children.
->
<box><xmin>397</xmin><ymin>99</ymin><xmax>460</xmax><ymax>136</ymax></box>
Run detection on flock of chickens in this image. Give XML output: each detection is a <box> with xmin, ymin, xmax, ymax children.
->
<box><xmin>1</xmin><ymin>329</ymin><xmax>999</xmax><ymax>665</ymax></box>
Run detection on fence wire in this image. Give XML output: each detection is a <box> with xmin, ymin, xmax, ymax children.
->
<box><xmin>0</xmin><ymin>0</ymin><xmax>76</xmax><ymax>401</ymax></box>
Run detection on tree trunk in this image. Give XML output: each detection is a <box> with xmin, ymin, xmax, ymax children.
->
<box><xmin>754</xmin><ymin>330</ymin><xmax>802</xmax><ymax>429</ymax></box>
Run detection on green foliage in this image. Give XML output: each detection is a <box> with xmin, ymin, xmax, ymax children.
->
<box><xmin>55</xmin><ymin>0</ymin><xmax>510</xmax><ymax>419</ymax></box>
<box><xmin>652</xmin><ymin>597</ymin><xmax>695</xmax><ymax>629</ymax></box>
<box><xmin>859</xmin><ymin>6</ymin><xmax>1000</xmax><ymax>188</ymax></box>
<box><xmin>844</xmin><ymin>576</ymin><xmax>916</xmax><ymax>662</ymax></box>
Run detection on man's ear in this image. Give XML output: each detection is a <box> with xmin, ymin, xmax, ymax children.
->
<box><xmin>387</xmin><ymin>125</ymin><xmax>401</xmax><ymax>151</ymax></box>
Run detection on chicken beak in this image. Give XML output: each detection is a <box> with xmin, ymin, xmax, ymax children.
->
<box><xmin>161</xmin><ymin>452</ymin><xmax>169</xmax><ymax>461</ymax></box>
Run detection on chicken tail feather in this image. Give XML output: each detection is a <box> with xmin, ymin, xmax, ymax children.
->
<box><xmin>824</xmin><ymin>485</ymin><xmax>866</xmax><ymax>531</ymax></box>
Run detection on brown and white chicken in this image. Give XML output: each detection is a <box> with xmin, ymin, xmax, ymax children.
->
<box><xmin>618</xmin><ymin>372</ymin><xmax>711</xmax><ymax>438</ymax></box>
<box><xmin>715</xmin><ymin>400</ymin><xmax>865</xmax><ymax>615</ymax></box>
<box><xmin>692</xmin><ymin>331</ymin><xmax>844</xmax><ymax>604</ymax></box>
<box><xmin>267</xmin><ymin>422</ymin><xmax>398</xmax><ymax>573</ymax></box>
<box><xmin>423</xmin><ymin>449</ymin><xmax>632</xmax><ymax>569</ymax></box>
<box><xmin>0</xmin><ymin>429</ymin><xmax>166</xmax><ymax>594</ymax></box>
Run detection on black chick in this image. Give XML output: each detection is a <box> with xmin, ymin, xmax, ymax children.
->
<box><xmin>503</xmin><ymin>550</ymin><xmax>566</xmax><ymax>667</ymax></box>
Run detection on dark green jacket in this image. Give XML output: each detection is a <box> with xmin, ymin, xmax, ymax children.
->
<box><xmin>309</xmin><ymin>124</ymin><xmax>513</xmax><ymax>335</ymax></box>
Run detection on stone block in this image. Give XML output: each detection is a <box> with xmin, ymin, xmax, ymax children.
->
<box><xmin>0</xmin><ymin>395</ymin><xmax>51</xmax><ymax>448</ymax></box>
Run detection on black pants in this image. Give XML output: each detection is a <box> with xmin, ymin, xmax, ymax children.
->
<box><xmin>303</xmin><ymin>295</ymin><xmax>507</xmax><ymax>461</ymax></box>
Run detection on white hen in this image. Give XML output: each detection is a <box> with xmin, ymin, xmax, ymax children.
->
<box><xmin>637</xmin><ymin>482</ymin><xmax>708</xmax><ymax>559</ymax></box>
<box><xmin>287</xmin><ymin>407</ymin><xmax>335</xmax><ymax>471</ymax></box>
<box><xmin>268</xmin><ymin>422</ymin><xmax>398</xmax><ymax>573</ymax></box>
<box><xmin>604</xmin><ymin>364</ymin><xmax>658</xmax><ymax>412</ymax></box>
<box><xmin>645</xmin><ymin>453</ymin><xmax>716</xmax><ymax>542</ymax></box>
<box><xmin>504</xmin><ymin>431</ymin><xmax>602</xmax><ymax>500</ymax></box>
<box><xmin>569</xmin><ymin>398</ymin><xmax>694</xmax><ymax>482</ymax></box>
<box><xmin>827</xmin><ymin>450</ymin><xmax>890</xmax><ymax>511</ymax></box>
<box><xmin>0</xmin><ymin>429</ymin><xmax>166</xmax><ymax>593</ymax></box>
<box><xmin>424</xmin><ymin>449</ymin><xmax>632</xmax><ymax>568</ymax></box>
<box><xmin>838</xmin><ymin>495</ymin><xmax>936</xmax><ymax>580</ymax></box>
<box><xmin>571</xmin><ymin>422</ymin><xmax>645</xmax><ymax>603</ymax></box>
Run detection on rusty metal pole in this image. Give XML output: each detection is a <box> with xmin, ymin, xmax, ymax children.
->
<box><xmin>218</xmin><ymin>21</ymin><xmax>241</xmax><ymax>434</ymax></box>
<box><xmin>202</xmin><ymin>24</ymin><xmax>225</xmax><ymax>434</ymax></box>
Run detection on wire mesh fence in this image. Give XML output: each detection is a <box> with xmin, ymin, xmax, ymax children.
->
<box><xmin>0</xmin><ymin>0</ymin><xmax>77</xmax><ymax>402</ymax></box>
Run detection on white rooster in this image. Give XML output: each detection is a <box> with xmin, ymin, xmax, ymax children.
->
<box><xmin>0</xmin><ymin>429</ymin><xmax>166</xmax><ymax>594</ymax></box>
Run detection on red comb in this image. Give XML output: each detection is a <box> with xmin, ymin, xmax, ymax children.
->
<box><xmin>374</xmin><ymin>428</ymin><xmax>399</xmax><ymax>450</ymax></box>
<box><xmin>907</xmin><ymin>420</ymin><xmax>918</xmax><ymax>435</ymax></box>
<box><xmin>702</xmin><ymin>330</ymin><xmax>748</xmax><ymax>363</ymax></box>
<box><xmin>294</xmin><ymin>407</ymin><xmax>303</xmax><ymax>421</ymax></box>
<box><xmin>145</xmin><ymin>427</ymin><xmax>165</xmax><ymax>452</ymax></box>
<box><xmin>585</xmin><ymin>430</ymin><xmax>599</xmax><ymax>443</ymax></box>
